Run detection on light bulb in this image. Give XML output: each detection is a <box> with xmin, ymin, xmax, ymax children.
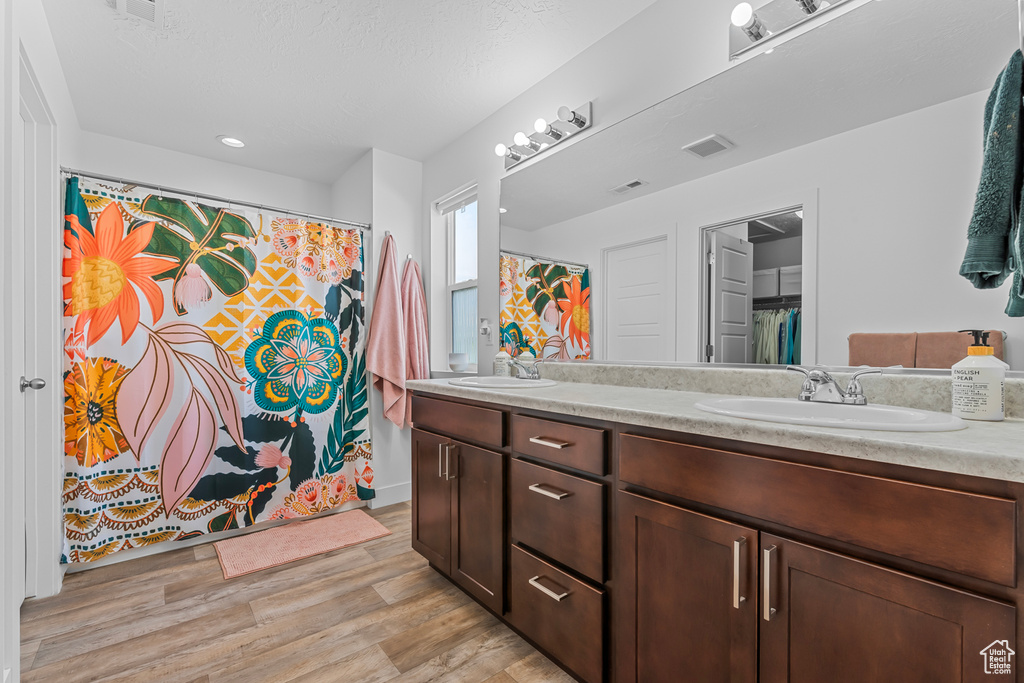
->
<box><xmin>495</xmin><ymin>143</ymin><xmax>508</xmax><ymax>157</ymax></box>
<box><xmin>218</xmin><ymin>135</ymin><xmax>245</xmax><ymax>148</ymax></box>
<box><xmin>534</xmin><ymin>118</ymin><xmax>548</xmax><ymax>134</ymax></box>
<box><xmin>557</xmin><ymin>106</ymin><xmax>572</xmax><ymax>122</ymax></box>
<box><xmin>731</xmin><ymin>2</ymin><xmax>753</xmax><ymax>27</ymax></box>
<box><xmin>499</xmin><ymin>208</ymin><xmax>507</xmax><ymax>214</ymax></box>
<box><xmin>513</xmin><ymin>132</ymin><xmax>530</xmax><ymax>147</ymax></box>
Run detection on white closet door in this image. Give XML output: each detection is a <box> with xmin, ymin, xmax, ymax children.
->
<box><xmin>602</xmin><ymin>235</ymin><xmax>675</xmax><ymax>362</ymax></box>
<box><xmin>710</xmin><ymin>231</ymin><xmax>753</xmax><ymax>363</ymax></box>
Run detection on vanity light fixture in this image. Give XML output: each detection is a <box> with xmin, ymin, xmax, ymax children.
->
<box><xmin>534</xmin><ymin>118</ymin><xmax>564</xmax><ymax>141</ymax></box>
<box><xmin>513</xmin><ymin>131</ymin><xmax>542</xmax><ymax>154</ymax></box>
<box><xmin>494</xmin><ymin>101</ymin><xmax>592</xmax><ymax>171</ymax></box>
<box><xmin>557</xmin><ymin>106</ymin><xmax>588</xmax><ymax>129</ymax></box>
<box><xmin>218</xmin><ymin>135</ymin><xmax>245</xmax><ymax>148</ymax></box>
<box><xmin>729</xmin><ymin>0</ymin><xmax>848</xmax><ymax>59</ymax></box>
<box><xmin>494</xmin><ymin>143</ymin><xmax>523</xmax><ymax>162</ymax></box>
<box><xmin>731</xmin><ymin>3</ymin><xmax>767</xmax><ymax>41</ymax></box>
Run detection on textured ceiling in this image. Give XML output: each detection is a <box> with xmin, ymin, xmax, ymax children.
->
<box><xmin>41</xmin><ymin>0</ymin><xmax>658</xmax><ymax>182</ymax></box>
<box><xmin>500</xmin><ymin>0</ymin><xmax>1018</xmax><ymax>231</ymax></box>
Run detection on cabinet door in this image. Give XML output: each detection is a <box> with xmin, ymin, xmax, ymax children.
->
<box><xmin>760</xmin><ymin>534</ymin><xmax>1017</xmax><ymax>683</ymax></box>
<box><xmin>411</xmin><ymin>428</ymin><xmax>451</xmax><ymax>573</ymax></box>
<box><xmin>451</xmin><ymin>439</ymin><xmax>505</xmax><ymax>614</ymax></box>
<box><xmin>615</xmin><ymin>492</ymin><xmax>758</xmax><ymax>683</ymax></box>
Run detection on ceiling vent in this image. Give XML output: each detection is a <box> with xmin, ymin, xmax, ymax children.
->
<box><xmin>610</xmin><ymin>179</ymin><xmax>649</xmax><ymax>194</ymax></box>
<box><xmin>115</xmin><ymin>0</ymin><xmax>163</xmax><ymax>28</ymax></box>
<box><xmin>682</xmin><ymin>134</ymin><xmax>734</xmax><ymax>159</ymax></box>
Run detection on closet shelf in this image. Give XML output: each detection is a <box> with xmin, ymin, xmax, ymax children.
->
<box><xmin>753</xmin><ymin>294</ymin><xmax>801</xmax><ymax>310</ymax></box>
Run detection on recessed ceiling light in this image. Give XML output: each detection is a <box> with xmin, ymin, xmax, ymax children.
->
<box><xmin>218</xmin><ymin>136</ymin><xmax>245</xmax><ymax>148</ymax></box>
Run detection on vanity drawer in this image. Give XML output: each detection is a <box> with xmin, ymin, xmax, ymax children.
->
<box><xmin>508</xmin><ymin>544</ymin><xmax>604</xmax><ymax>683</ymax></box>
<box><xmin>512</xmin><ymin>414</ymin><xmax>607</xmax><ymax>475</ymax></box>
<box><xmin>510</xmin><ymin>458</ymin><xmax>605</xmax><ymax>581</ymax></box>
<box><xmin>411</xmin><ymin>394</ymin><xmax>505</xmax><ymax>449</ymax></box>
<box><xmin>619</xmin><ymin>433</ymin><xmax>1016</xmax><ymax>586</ymax></box>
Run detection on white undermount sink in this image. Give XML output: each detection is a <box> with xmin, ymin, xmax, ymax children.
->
<box><xmin>448</xmin><ymin>376</ymin><xmax>557</xmax><ymax>389</ymax></box>
<box><xmin>694</xmin><ymin>397</ymin><xmax>966</xmax><ymax>432</ymax></box>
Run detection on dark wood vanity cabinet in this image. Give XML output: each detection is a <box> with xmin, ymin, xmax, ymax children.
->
<box><xmin>411</xmin><ymin>390</ymin><xmax>1024</xmax><ymax>683</ymax></box>
<box><xmin>616</xmin><ymin>432</ymin><xmax>1020</xmax><ymax>683</ymax></box>
<box><xmin>759</xmin><ymin>534</ymin><xmax>1015</xmax><ymax>683</ymax></box>
<box><xmin>410</xmin><ymin>395</ymin><xmax>506</xmax><ymax>614</ymax></box>
<box><xmin>616</xmin><ymin>492</ymin><xmax>758</xmax><ymax>683</ymax></box>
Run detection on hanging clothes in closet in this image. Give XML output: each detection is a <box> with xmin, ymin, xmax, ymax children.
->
<box><xmin>753</xmin><ymin>307</ymin><xmax>801</xmax><ymax>365</ymax></box>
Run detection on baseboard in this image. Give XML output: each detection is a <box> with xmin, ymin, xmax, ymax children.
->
<box><xmin>368</xmin><ymin>482</ymin><xmax>411</xmax><ymax>509</ymax></box>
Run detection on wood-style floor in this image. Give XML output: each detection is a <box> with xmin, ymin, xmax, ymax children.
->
<box><xmin>19</xmin><ymin>502</ymin><xmax>572</xmax><ymax>683</ymax></box>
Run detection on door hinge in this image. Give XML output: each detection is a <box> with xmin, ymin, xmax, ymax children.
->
<box><xmin>706</xmin><ymin>344</ymin><xmax>714</xmax><ymax>358</ymax></box>
<box><xmin>707</xmin><ymin>252</ymin><xmax>716</xmax><ymax>265</ymax></box>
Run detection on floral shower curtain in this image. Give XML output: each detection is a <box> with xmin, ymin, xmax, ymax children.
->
<box><xmin>498</xmin><ymin>252</ymin><xmax>591</xmax><ymax>360</ymax></box>
<box><xmin>61</xmin><ymin>175</ymin><xmax>373</xmax><ymax>564</ymax></box>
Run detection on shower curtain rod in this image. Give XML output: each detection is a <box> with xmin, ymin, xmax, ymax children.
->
<box><xmin>500</xmin><ymin>248</ymin><xmax>589</xmax><ymax>271</ymax></box>
<box><xmin>60</xmin><ymin>167</ymin><xmax>372</xmax><ymax>231</ymax></box>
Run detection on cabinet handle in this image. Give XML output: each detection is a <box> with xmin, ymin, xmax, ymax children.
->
<box><xmin>528</xmin><ymin>483</ymin><xmax>571</xmax><ymax>500</ymax></box>
<box><xmin>438</xmin><ymin>444</ymin><xmax>444</xmax><ymax>479</ymax></box>
<box><xmin>528</xmin><ymin>575</ymin><xmax>569</xmax><ymax>602</ymax></box>
<box><xmin>763</xmin><ymin>545</ymin><xmax>777</xmax><ymax>622</ymax></box>
<box><xmin>733</xmin><ymin>537</ymin><xmax>746</xmax><ymax>609</ymax></box>
<box><xmin>529</xmin><ymin>436</ymin><xmax>572</xmax><ymax>450</ymax></box>
<box><xmin>445</xmin><ymin>444</ymin><xmax>456</xmax><ymax>481</ymax></box>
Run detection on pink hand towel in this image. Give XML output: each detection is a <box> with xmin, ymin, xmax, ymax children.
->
<box><xmin>367</xmin><ymin>234</ymin><xmax>407</xmax><ymax>428</ymax></box>
<box><xmin>401</xmin><ymin>259</ymin><xmax>430</xmax><ymax>425</ymax></box>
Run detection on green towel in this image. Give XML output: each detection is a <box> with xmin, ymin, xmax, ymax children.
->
<box><xmin>960</xmin><ymin>50</ymin><xmax>1024</xmax><ymax>316</ymax></box>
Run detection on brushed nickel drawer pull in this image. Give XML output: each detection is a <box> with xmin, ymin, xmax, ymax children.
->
<box><xmin>763</xmin><ymin>545</ymin><xmax>777</xmax><ymax>622</ymax></box>
<box><xmin>528</xmin><ymin>483</ymin><xmax>571</xmax><ymax>500</ymax></box>
<box><xmin>529</xmin><ymin>575</ymin><xmax>569</xmax><ymax>602</ymax></box>
<box><xmin>438</xmin><ymin>444</ymin><xmax>444</xmax><ymax>479</ymax></box>
<box><xmin>529</xmin><ymin>436</ymin><xmax>572</xmax><ymax>449</ymax></box>
<box><xmin>733</xmin><ymin>537</ymin><xmax>746</xmax><ymax>610</ymax></box>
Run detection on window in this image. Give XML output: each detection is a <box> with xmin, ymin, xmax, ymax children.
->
<box><xmin>443</xmin><ymin>196</ymin><xmax>478</xmax><ymax>367</ymax></box>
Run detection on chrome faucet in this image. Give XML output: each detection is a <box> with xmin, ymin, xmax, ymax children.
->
<box><xmin>509</xmin><ymin>358</ymin><xmax>542</xmax><ymax>380</ymax></box>
<box><xmin>786</xmin><ymin>366</ymin><xmax>882</xmax><ymax>405</ymax></box>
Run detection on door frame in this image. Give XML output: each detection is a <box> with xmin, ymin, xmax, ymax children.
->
<box><xmin>695</xmin><ymin>191</ymin><xmax>818</xmax><ymax>366</ymax></box>
<box><xmin>18</xmin><ymin>45</ymin><xmax>62</xmax><ymax>600</ymax></box>
<box><xmin>600</xmin><ymin>231</ymin><xmax>677</xmax><ymax>362</ymax></box>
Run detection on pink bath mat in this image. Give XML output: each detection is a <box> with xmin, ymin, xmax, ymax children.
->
<box><xmin>213</xmin><ymin>508</ymin><xmax>391</xmax><ymax>579</ymax></box>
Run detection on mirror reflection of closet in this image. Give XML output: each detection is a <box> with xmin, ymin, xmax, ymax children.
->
<box><xmin>700</xmin><ymin>207</ymin><xmax>803</xmax><ymax>364</ymax></box>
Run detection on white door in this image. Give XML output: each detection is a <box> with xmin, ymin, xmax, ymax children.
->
<box><xmin>1</xmin><ymin>40</ymin><xmax>27</xmax><ymax>683</ymax></box>
<box><xmin>20</xmin><ymin>55</ymin><xmax>61</xmax><ymax>603</ymax></box>
<box><xmin>709</xmin><ymin>231</ymin><xmax>753</xmax><ymax>363</ymax></box>
<box><xmin>603</xmin><ymin>235</ymin><xmax>675</xmax><ymax>362</ymax></box>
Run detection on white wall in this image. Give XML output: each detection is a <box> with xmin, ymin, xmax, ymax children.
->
<box><xmin>365</xmin><ymin>150</ymin><xmax>423</xmax><ymax>508</ymax></box>
<box><xmin>502</xmin><ymin>90</ymin><xmax>1024</xmax><ymax>368</ymax></box>
<box><xmin>421</xmin><ymin>0</ymin><xmax>737</xmax><ymax>375</ymax></box>
<box><xmin>331</xmin><ymin>149</ymin><xmax>373</xmax><ymax>224</ymax></box>
<box><xmin>334</xmin><ymin>149</ymin><xmax>422</xmax><ymax>507</ymax></box>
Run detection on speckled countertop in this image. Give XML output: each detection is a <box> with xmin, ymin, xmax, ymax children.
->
<box><xmin>406</xmin><ymin>378</ymin><xmax>1024</xmax><ymax>484</ymax></box>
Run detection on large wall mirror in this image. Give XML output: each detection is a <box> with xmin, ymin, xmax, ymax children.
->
<box><xmin>499</xmin><ymin>0</ymin><xmax>1024</xmax><ymax>370</ymax></box>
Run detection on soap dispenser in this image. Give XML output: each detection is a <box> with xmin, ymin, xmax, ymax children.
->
<box><xmin>952</xmin><ymin>330</ymin><xmax>1006</xmax><ymax>421</ymax></box>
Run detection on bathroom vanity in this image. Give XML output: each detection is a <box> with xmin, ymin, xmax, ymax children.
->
<box><xmin>407</xmin><ymin>370</ymin><xmax>1024</xmax><ymax>682</ymax></box>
